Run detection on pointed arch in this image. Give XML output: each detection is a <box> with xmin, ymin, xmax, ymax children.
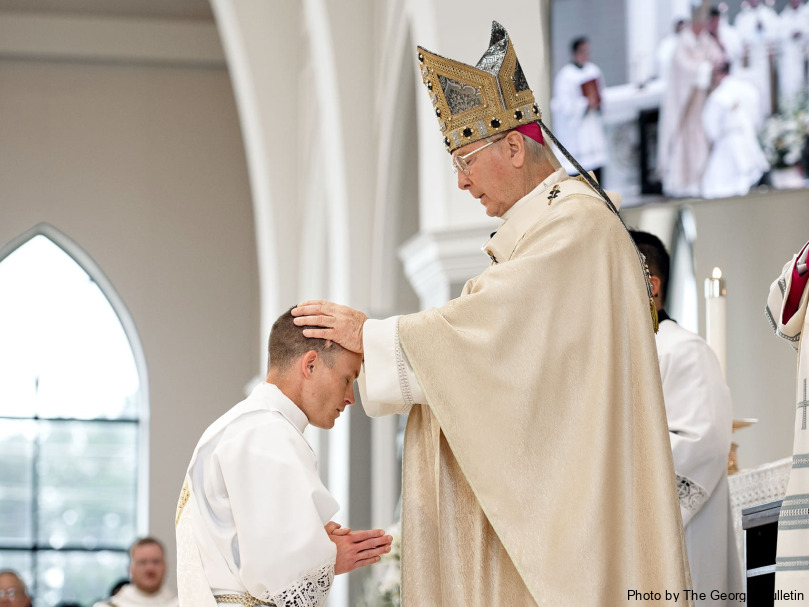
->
<box><xmin>0</xmin><ymin>223</ymin><xmax>149</xmax><ymax>606</ymax></box>
<box><xmin>0</xmin><ymin>223</ymin><xmax>149</xmax><ymax>418</ymax></box>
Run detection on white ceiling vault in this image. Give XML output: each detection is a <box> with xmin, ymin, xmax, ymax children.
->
<box><xmin>0</xmin><ymin>0</ymin><xmax>223</xmax><ymax>66</ymax></box>
<box><xmin>0</xmin><ymin>0</ymin><xmax>214</xmax><ymax>20</ymax></box>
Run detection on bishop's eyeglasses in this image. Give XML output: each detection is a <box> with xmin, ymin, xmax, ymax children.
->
<box><xmin>452</xmin><ymin>135</ymin><xmax>506</xmax><ymax>175</ymax></box>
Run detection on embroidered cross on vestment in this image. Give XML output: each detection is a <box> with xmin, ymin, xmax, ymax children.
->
<box><xmin>799</xmin><ymin>378</ymin><xmax>809</xmax><ymax>431</ymax></box>
<box><xmin>547</xmin><ymin>184</ymin><xmax>561</xmax><ymax>204</ymax></box>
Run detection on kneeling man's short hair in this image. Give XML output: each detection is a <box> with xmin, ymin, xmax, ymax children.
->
<box><xmin>268</xmin><ymin>308</ymin><xmax>345</xmax><ymax>371</ymax></box>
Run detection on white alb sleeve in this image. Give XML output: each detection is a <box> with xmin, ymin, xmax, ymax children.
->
<box><xmin>217</xmin><ymin>421</ymin><xmax>336</xmax><ymax>606</ymax></box>
<box><xmin>358</xmin><ymin>317</ymin><xmax>425</xmax><ymax>416</ymax></box>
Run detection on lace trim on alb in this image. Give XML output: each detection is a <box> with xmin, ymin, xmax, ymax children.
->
<box><xmin>676</xmin><ymin>474</ymin><xmax>709</xmax><ymax>514</ymax></box>
<box><xmin>258</xmin><ymin>560</ymin><xmax>333</xmax><ymax>607</ymax></box>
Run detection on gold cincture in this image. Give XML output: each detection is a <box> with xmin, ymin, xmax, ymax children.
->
<box><xmin>215</xmin><ymin>593</ymin><xmax>271</xmax><ymax>606</ymax></box>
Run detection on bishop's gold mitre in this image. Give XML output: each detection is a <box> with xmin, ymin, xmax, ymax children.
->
<box><xmin>417</xmin><ymin>21</ymin><xmax>541</xmax><ymax>153</ymax></box>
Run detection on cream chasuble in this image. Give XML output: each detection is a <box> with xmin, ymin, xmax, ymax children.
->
<box><xmin>361</xmin><ymin>171</ymin><xmax>691</xmax><ymax>606</ymax></box>
<box><xmin>766</xmin><ymin>241</ymin><xmax>809</xmax><ymax>602</ymax></box>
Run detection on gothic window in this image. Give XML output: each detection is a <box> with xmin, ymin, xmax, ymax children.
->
<box><xmin>0</xmin><ymin>229</ymin><xmax>146</xmax><ymax>607</ymax></box>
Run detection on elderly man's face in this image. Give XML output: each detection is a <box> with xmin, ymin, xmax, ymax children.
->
<box><xmin>0</xmin><ymin>573</ymin><xmax>29</xmax><ymax>607</ymax></box>
<box><xmin>453</xmin><ymin>136</ymin><xmax>519</xmax><ymax>218</ymax></box>
<box><xmin>130</xmin><ymin>543</ymin><xmax>166</xmax><ymax>594</ymax></box>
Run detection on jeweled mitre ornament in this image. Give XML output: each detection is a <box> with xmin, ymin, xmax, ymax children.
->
<box><xmin>417</xmin><ymin>21</ymin><xmax>541</xmax><ymax>153</ymax></box>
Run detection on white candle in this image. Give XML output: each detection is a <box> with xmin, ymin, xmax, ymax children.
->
<box><xmin>705</xmin><ymin>267</ymin><xmax>727</xmax><ymax>379</ymax></box>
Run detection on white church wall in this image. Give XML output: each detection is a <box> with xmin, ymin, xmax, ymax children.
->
<box><xmin>370</xmin><ymin>1</ymin><xmax>421</xmax><ymax>319</ymax></box>
<box><xmin>318</xmin><ymin>0</ymin><xmax>377</xmax><ymax>308</ymax></box>
<box><xmin>0</xmin><ymin>48</ymin><xmax>259</xmax><ymax>588</ymax></box>
<box><xmin>210</xmin><ymin>0</ymin><xmax>302</xmax><ymax>368</ymax></box>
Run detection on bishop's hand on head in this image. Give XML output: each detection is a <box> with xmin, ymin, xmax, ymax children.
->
<box><xmin>291</xmin><ymin>300</ymin><xmax>367</xmax><ymax>354</ymax></box>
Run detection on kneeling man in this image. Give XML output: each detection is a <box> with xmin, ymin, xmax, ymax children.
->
<box><xmin>176</xmin><ymin>309</ymin><xmax>392</xmax><ymax>607</ymax></box>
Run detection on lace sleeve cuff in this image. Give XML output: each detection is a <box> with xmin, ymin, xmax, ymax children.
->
<box><xmin>676</xmin><ymin>474</ymin><xmax>709</xmax><ymax>522</ymax></box>
<box><xmin>259</xmin><ymin>560</ymin><xmax>334</xmax><ymax>607</ymax></box>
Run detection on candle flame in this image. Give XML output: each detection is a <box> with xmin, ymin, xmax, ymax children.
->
<box><xmin>712</xmin><ymin>267</ymin><xmax>722</xmax><ymax>280</ymax></box>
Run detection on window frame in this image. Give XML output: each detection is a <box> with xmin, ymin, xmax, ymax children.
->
<box><xmin>0</xmin><ymin>223</ymin><xmax>149</xmax><ymax>605</ymax></box>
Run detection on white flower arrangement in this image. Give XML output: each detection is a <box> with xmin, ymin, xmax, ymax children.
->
<box><xmin>359</xmin><ymin>521</ymin><xmax>401</xmax><ymax>607</ymax></box>
<box><xmin>759</xmin><ymin>97</ymin><xmax>809</xmax><ymax>169</ymax></box>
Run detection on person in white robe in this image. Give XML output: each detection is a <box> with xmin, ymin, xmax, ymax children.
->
<box><xmin>631</xmin><ymin>231</ymin><xmax>744</xmax><ymax>606</ymax></box>
<box><xmin>701</xmin><ymin>61</ymin><xmax>769</xmax><ymax>199</ymax></box>
<box><xmin>735</xmin><ymin>0</ymin><xmax>781</xmax><ymax>117</ymax></box>
<box><xmin>174</xmin><ymin>310</ymin><xmax>392</xmax><ymax>607</ymax></box>
<box><xmin>779</xmin><ymin>0</ymin><xmax>809</xmax><ymax>108</ymax></box>
<box><xmin>766</xmin><ymin>240</ymin><xmax>809</xmax><ymax>603</ymax></box>
<box><xmin>658</xmin><ymin>8</ymin><xmax>725</xmax><ymax>198</ymax></box>
<box><xmin>94</xmin><ymin>538</ymin><xmax>178</xmax><ymax>607</ymax></box>
<box><xmin>292</xmin><ymin>21</ymin><xmax>691</xmax><ymax>607</ymax></box>
<box><xmin>719</xmin><ymin>8</ymin><xmax>744</xmax><ymax>71</ymax></box>
<box><xmin>550</xmin><ymin>37</ymin><xmax>608</xmax><ymax>182</ymax></box>
<box><xmin>657</xmin><ymin>18</ymin><xmax>688</xmax><ymax>83</ymax></box>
